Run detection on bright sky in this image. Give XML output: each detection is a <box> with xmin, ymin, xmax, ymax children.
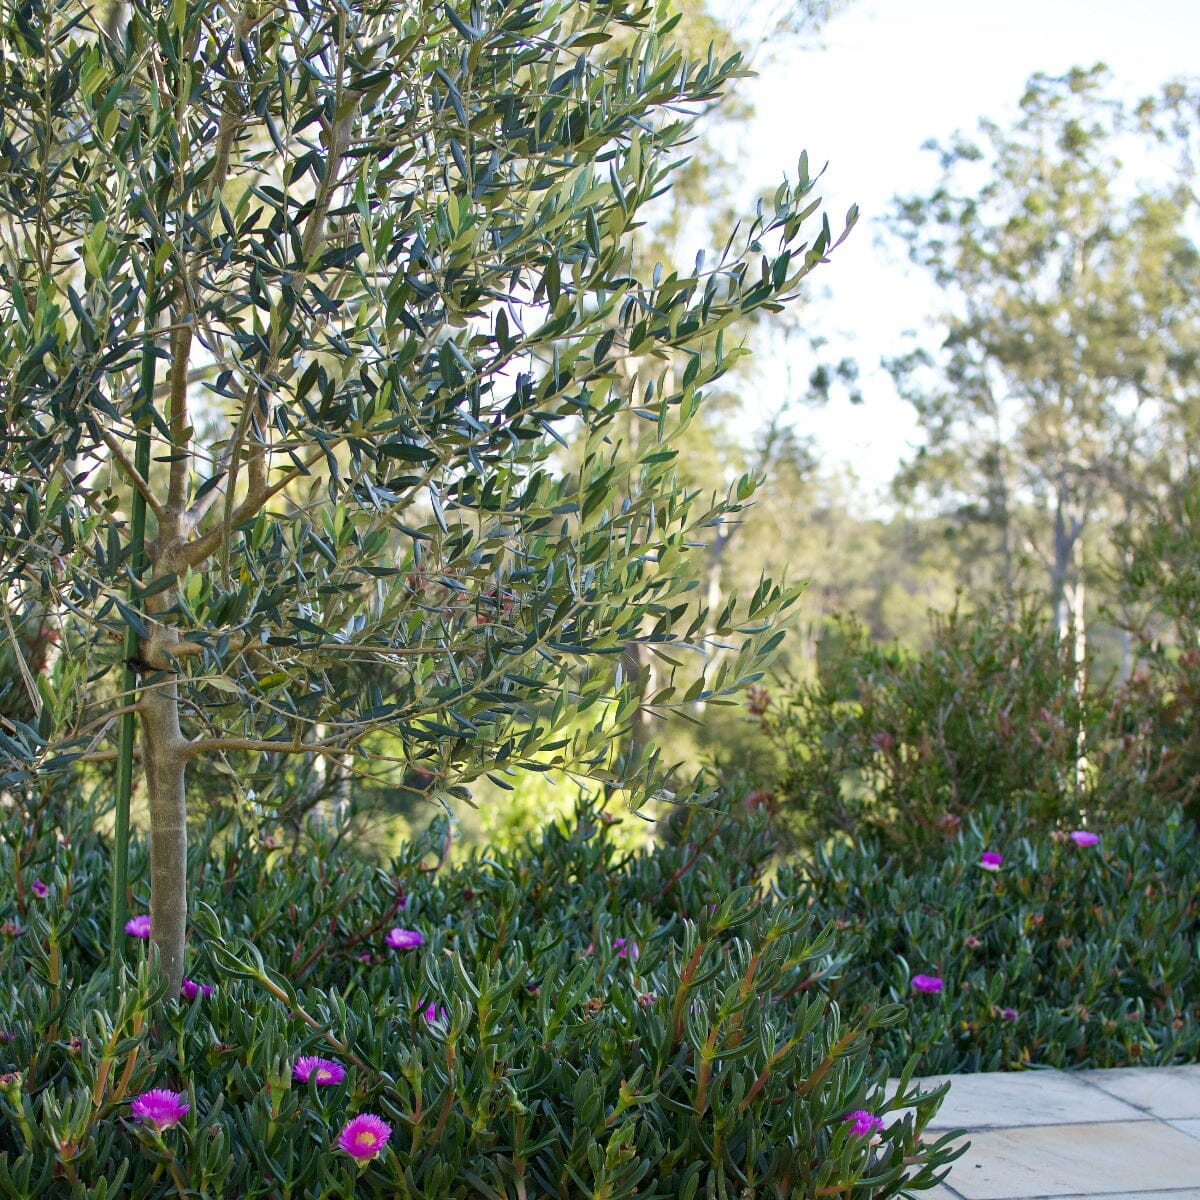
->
<box><xmin>728</xmin><ymin>0</ymin><xmax>1200</xmax><ymax>503</ymax></box>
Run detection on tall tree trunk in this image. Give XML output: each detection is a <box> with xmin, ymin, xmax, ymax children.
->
<box><xmin>1068</xmin><ymin>553</ymin><xmax>1088</xmax><ymax>795</ymax></box>
<box><xmin>615</xmin><ymin>360</ymin><xmax>657</xmax><ymax>762</ymax></box>
<box><xmin>140</xmin><ymin>533</ymin><xmax>196</xmax><ymax>995</ymax></box>
<box><xmin>306</xmin><ymin>734</ymin><xmax>354</xmax><ymax>831</ymax></box>
<box><xmin>141</xmin><ymin>672</ymin><xmax>188</xmax><ymax>994</ymax></box>
<box><xmin>1050</xmin><ymin>473</ymin><xmax>1084</xmax><ymax>641</ymax></box>
<box><xmin>1047</xmin><ymin>471</ymin><xmax>1091</xmax><ymax>796</ymax></box>
<box><xmin>623</xmin><ymin>640</ymin><xmax>658</xmax><ymax>760</ymax></box>
<box><xmin>697</xmin><ymin>524</ymin><xmax>733</xmax><ymax>709</ymax></box>
<box><xmin>1116</xmin><ymin>484</ymin><xmax>1135</xmax><ymax>683</ymax></box>
<box><xmin>992</xmin><ymin>431</ymin><xmax>1014</xmax><ymax>612</ymax></box>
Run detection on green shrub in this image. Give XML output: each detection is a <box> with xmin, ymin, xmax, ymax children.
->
<box><xmin>748</xmin><ymin>604</ymin><xmax>1200</xmax><ymax>855</ymax></box>
<box><xmin>0</xmin><ymin>794</ymin><xmax>957</xmax><ymax>1198</ymax></box>
<box><xmin>1099</xmin><ymin>655</ymin><xmax>1200</xmax><ymax>825</ymax></box>
<box><xmin>748</xmin><ymin>607</ymin><xmax>1093</xmax><ymax>851</ymax></box>
<box><xmin>1109</xmin><ymin>476</ymin><xmax>1200</xmax><ymax>824</ymax></box>
<box><xmin>790</xmin><ymin>805</ymin><xmax>1200</xmax><ymax>1074</ymax></box>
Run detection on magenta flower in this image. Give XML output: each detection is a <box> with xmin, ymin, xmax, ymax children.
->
<box><xmin>1000</xmin><ymin>1006</ymin><xmax>1018</xmax><ymax>1021</ymax></box>
<box><xmin>980</xmin><ymin>851</ymin><xmax>1003</xmax><ymax>871</ymax></box>
<box><xmin>911</xmin><ymin>974</ymin><xmax>944</xmax><ymax>993</ymax></box>
<box><xmin>337</xmin><ymin>1113</ymin><xmax>391</xmax><ymax>1161</ymax></box>
<box><xmin>131</xmin><ymin>1089</ymin><xmax>190</xmax><ymax>1129</ymax></box>
<box><xmin>843</xmin><ymin>1109</ymin><xmax>884</xmax><ymax>1137</ymax></box>
<box><xmin>422</xmin><ymin>1001</ymin><xmax>447</xmax><ymax>1023</ymax></box>
<box><xmin>385</xmin><ymin>927</ymin><xmax>424</xmax><ymax>950</ymax></box>
<box><xmin>29</xmin><ymin>879</ymin><xmax>48</xmax><ymax>899</ymax></box>
<box><xmin>293</xmin><ymin>1056</ymin><xmax>346</xmax><ymax>1085</ymax></box>
<box><xmin>125</xmin><ymin>914</ymin><xmax>151</xmax><ymax>939</ymax></box>
<box><xmin>613</xmin><ymin>937</ymin><xmax>639</xmax><ymax>961</ymax></box>
<box><xmin>180</xmin><ymin>979</ymin><xmax>212</xmax><ymax>1001</ymax></box>
<box><xmin>1070</xmin><ymin>830</ymin><xmax>1100</xmax><ymax>847</ymax></box>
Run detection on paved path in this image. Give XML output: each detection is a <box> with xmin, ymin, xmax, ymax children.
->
<box><xmin>913</xmin><ymin>1065</ymin><xmax>1200</xmax><ymax>1200</ymax></box>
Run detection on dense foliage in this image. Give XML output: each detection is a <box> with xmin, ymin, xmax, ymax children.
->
<box><xmin>745</xmin><ymin>603</ymin><xmax>1200</xmax><ymax>853</ymax></box>
<box><xmin>0</xmin><ymin>791</ymin><xmax>958</xmax><ymax>1198</ymax></box>
<box><xmin>790</xmin><ymin>804</ymin><xmax>1200</xmax><ymax>1075</ymax></box>
<box><xmin>726</xmin><ymin>502</ymin><xmax>1200</xmax><ymax>1076</ymax></box>
<box><xmin>0</xmin><ymin>0</ymin><xmax>842</xmax><ymax>988</ymax></box>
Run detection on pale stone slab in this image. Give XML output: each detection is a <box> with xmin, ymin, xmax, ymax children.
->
<box><xmin>919</xmin><ymin>1186</ymin><xmax>963</xmax><ymax>1200</ymax></box>
<box><xmin>943</xmin><ymin>1120</ymin><xmax>1200</xmax><ymax>1199</ymax></box>
<box><xmin>1172</xmin><ymin>1119</ymin><xmax>1200</xmax><ymax>1143</ymax></box>
<box><xmin>899</xmin><ymin>1071</ymin><xmax>1144</xmax><ymax>1130</ymax></box>
<box><xmin>1083</xmin><ymin>1066</ymin><xmax>1200</xmax><ymax>1120</ymax></box>
<box><xmin>1033</xmin><ymin>1192</ymin><xmax>1200</xmax><ymax>1200</ymax></box>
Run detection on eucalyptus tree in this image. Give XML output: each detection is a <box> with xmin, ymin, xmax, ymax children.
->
<box><xmin>889</xmin><ymin>65</ymin><xmax>1200</xmax><ymax>632</ymax></box>
<box><xmin>0</xmin><ymin>0</ymin><xmax>844</xmax><ymax>990</ymax></box>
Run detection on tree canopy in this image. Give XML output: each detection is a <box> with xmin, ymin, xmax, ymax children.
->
<box><xmin>889</xmin><ymin>64</ymin><xmax>1200</xmax><ymax>632</ymax></box>
<box><xmin>0</xmin><ymin>0</ymin><xmax>847</xmax><ymax>987</ymax></box>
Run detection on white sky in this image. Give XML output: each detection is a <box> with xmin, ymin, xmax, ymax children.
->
<box><xmin>726</xmin><ymin>0</ymin><xmax>1200</xmax><ymax>504</ymax></box>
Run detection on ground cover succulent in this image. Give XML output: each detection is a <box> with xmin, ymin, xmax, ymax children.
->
<box><xmin>0</xmin><ymin>792</ymin><xmax>958</xmax><ymax>1197</ymax></box>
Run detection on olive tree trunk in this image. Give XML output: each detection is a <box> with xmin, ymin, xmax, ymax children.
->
<box><xmin>141</xmin><ymin>674</ymin><xmax>189</xmax><ymax>994</ymax></box>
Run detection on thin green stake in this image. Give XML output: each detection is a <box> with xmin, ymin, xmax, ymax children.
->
<box><xmin>110</xmin><ymin>269</ymin><xmax>157</xmax><ymax>992</ymax></box>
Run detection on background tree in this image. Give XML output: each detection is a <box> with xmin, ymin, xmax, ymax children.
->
<box><xmin>530</xmin><ymin>0</ymin><xmax>860</xmax><ymax>771</ymax></box>
<box><xmin>0</xmin><ymin>0</ymin><xmax>845</xmax><ymax>990</ymax></box>
<box><xmin>888</xmin><ymin>65</ymin><xmax>1200</xmax><ymax>643</ymax></box>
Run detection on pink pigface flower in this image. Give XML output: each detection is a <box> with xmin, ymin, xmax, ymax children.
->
<box><xmin>1069</xmin><ymin>830</ymin><xmax>1100</xmax><ymax>847</ymax></box>
<box><xmin>131</xmin><ymin>1089</ymin><xmax>190</xmax><ymax>1129</ymax></box>
<box><xmin>843</xmin><ymin>1109</ymin><xmax>884</xmax><ymax>1137</ymax></box>
<box><xmin>30</xmin><ymin>879</ymin><xmax>48</xmax><ymax>899</ymax></box>
<box><xmin>385</xmin><ymin>927</ymin><xmax>424</xmax><ymax>950</ymax></box>
<box><xmin>980</xmin><ymin>851</ymin><xmax>1003</xmax><ymax>871</ymax></box>
<box><xmin>125</xmin><ymin>915</ymin><xmax>151</xmax><ymax>939</ymax></box>
<box><xmin>1000</xmin><ymin>1007</ymin><xmax>1019</xmax><ymax>1021</ymax></box>
<box><xmin>612</xmin><ymin>938</ymin><xmax>639</xmax><ymax>961</ymax></box>
<box><xmin>911</xmin><ymin>974</ymin><xmax>944</xmax><ymax>994</ymax></box>
<box><xmin>422</xmin><ymin>1001</ymin><xmax>448</xmax><ymax>1023</ymax></box>
<box><xmin>180</xmin><ymin>979</ymin><xmax>213</xmax><ymax>1000</ymax></box>
<box><xmin>337</xmin><ymin>1113</ymin><xmax>392</xmax><ymax>1161</ymax></box>
<box><xmin>293</xmin><ymin>1056</ymin><xmax>346</xmax><ymax>1086</ymax></box>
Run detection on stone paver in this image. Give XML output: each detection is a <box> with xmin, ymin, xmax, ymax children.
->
<box><xmin>892</xmin><ymin>1068</ymin><xmax>1200</xmax><ymax>1199</ymax></box>
<box><xmin>1082</xmin><ymin>1066</ymin><xmax>1200</xmax><ymax>1120</ymax></box>
<box><xmin>941</xmin><ymin>1120</ymin><xmax>1200</xmax><ymax>1199</ymax></box>
<box><xmin>909</xmin><ymin>1070</ymin><xmax>1144</xmax><ymax>1131</ymax></box>
<box><xmin>954</xmin><ymin>1194</ymin><xmax>1200</xmax><ymax>1200</ymax></box>
<box><xmin>1028</xmin><ymin>1193</ymin><xmax>1200</xmax><ymax>1200</ymax></box>
<box><xmin>1172</xmin><ymin>1120</ymin><xmax>1200</xmax><ymax>1142</ymax></box>
<box><xmin>931</xmin><ymin>1190</ymin><xmax>1200</xmax><ymax>1200</ymax></box>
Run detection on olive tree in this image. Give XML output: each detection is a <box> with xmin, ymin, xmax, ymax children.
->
<box><xmin>0</xmin><ymin>0</ymin><xmax>846</xmax><ymax>991</ymax></box>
